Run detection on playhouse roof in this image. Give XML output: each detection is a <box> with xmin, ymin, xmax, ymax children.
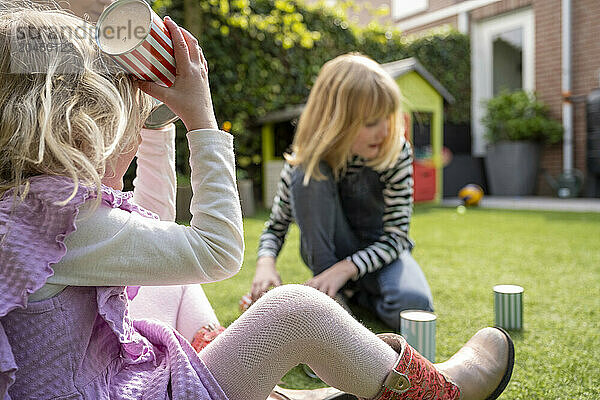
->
<box><xmin>381</xmin><ymin>57</ymin><xmax>455</xmax><ymax>104</ymax></box>
<box><xmin>255</xmin><ymin>57</ymin><xmax>454</xmax><ymax>124</ymax></box>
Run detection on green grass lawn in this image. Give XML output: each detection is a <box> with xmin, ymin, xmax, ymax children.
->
<box><xmin>201</xmin><ymin>206</ymin><xmax>600</xmax><ymax>399</ymax></box>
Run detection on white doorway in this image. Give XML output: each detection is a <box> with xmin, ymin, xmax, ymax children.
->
<box><xmin>471</xmin><ymin>8</ymin><xmax>535</xmax><ymax>155</ymax></box>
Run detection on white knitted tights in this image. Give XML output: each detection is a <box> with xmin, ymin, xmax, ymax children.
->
<box><xmin>200</xmin><ymin>285</ymin><xmax>398</xmax><ymax>400</ymax></box>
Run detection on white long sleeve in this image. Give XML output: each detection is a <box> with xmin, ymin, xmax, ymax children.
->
<box><xmin>132</xmin><ymin>125</ymin><xmax>177</xmax><ymax>221</ymax></box>
<box><xmin>125</xmin><ymin>125</ymin><xmax>221</xmax><ymax>335</ymax></box>
<box><xmin>31</xmin><ymin>129</ymin><xmax>244</xmax><ymax>301</ymax></box>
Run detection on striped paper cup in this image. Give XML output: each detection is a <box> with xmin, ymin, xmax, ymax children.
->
<box><xmin>96</xmin><ymin>0</ymin><xmax>176</xmax><ymax>87</ymax></box>
<box><xmin>493</xmin><ymin>284</ymin><xmax>524</xmax><ymax>330</ymax></box>
<box><xmin>400</xmin><ymin>310</ymin><xmax>436</xmax><ymax>362</ymax></box>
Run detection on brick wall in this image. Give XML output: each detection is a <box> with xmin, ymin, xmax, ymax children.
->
<box><xmin>469</xmin><ymin>0</ymin><xmax>532</xmax><ymax>20</ymax></box>
<box><xmin>357</xmin><ymin>0</ymin><xmax>468</xmax><ymax>27</ymax></box>
<box><xmin>531</xmin><ymin>0</ymin><xmax>600</xmax><ymax>195</ymax></box>
<box><xmin>395</xmin><ymin>0</ymin><xmax>600</xmax><ymax>195</ymax></box>
<box><xmin>402</xmin><ymin>15</ymin><xmax>458</xmax><ymax>36</ymax></box>
<box><xmin>531</xmin><ymin>0</ymin><xmax>562</xmax><ymax>194</ymax></box>
<box><xmin>572</xmin><ymin>0</ymin><xmax>600</xmax><ymax>188</ymax></box>
<box><xmin>415</xmin><ymin>0</ymin><xmax>461</xmax><ymax>14</ymax></box>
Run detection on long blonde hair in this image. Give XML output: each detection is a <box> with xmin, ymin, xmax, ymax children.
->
<box><xmin>287</xmin><ymin>53</ymin><xmax>405</xmax><ymax>184</ymax></box>
<box><xmin>0</xmin><ymin>1</ymin><xmax>153</xmax><ymax>204</ymax></box>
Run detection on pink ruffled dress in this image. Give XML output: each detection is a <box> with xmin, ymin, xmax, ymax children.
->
<box><xmin>0</xmin><ymin>175</ymin><xmax>228</xmax><ymax>400</ymax></box>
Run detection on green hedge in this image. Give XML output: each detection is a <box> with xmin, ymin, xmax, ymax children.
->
<box><xmin>152</xmin><ymin>0</ymin><xmax>470</xmax><ymax>180</ymax></box>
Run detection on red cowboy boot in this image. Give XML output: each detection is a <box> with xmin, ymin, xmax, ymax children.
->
<box><xmin>263</xmin><ymin>327</ymin><xmax>513</xmax><ymax>400</ymax></box>
<box><xmin>191</xmin><ymin>323</ymin><xmax>226</xmax><ymax>352</ymax></box>
<box><xmin>368</xmin><ymin>327</ymin><xmax>514</xmax><ymax>400</ymax></box>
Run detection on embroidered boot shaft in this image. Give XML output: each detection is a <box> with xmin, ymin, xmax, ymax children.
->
<box><xmin>368</xmin><ymin>334</ymin><xmax>459</xmax><ymax>400</ymax></box>
<box><xmin>369</xmin><ymin>327</ymin><xmax>514</xmax><ymax>400</ymax></box>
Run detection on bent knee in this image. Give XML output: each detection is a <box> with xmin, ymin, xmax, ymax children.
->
<box><xmin>255</xmin><ymin>284</ymin><xmax>340</xmax><ymax>323</ymax></box>
<box><xmin>263</xmin><ymin>284</ymin><xmax>319</xmax><ymax>301</ymax></box>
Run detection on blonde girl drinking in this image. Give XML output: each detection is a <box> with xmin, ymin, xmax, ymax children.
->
<box><xmin>0</xmin><ymin>4</ymin><xmax>512</xmax><ymax>400</ymax></box>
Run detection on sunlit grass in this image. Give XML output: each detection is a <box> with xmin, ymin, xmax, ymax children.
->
<box><xmin>202</xmin><ymin>206</ymin><xmax>600</xmax><ymax>399</ymax></box>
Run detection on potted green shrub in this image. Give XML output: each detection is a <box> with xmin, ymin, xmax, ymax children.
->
<box><xmin>482</xmin><ymin>90</ymin><xmax>563</xmax><ymax>196</ymax></box>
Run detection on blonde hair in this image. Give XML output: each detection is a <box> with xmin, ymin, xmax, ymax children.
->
<box><xmin>0</xmin><ymin>1</ymin><xmax>153</xmax><ymax>205</ymax></box>
<box><xmin>287</xmin><ymin>53</ymin><xmax>405</xmax><ymax>184</ymax></box>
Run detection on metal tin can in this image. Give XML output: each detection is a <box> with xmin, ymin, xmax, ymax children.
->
<box><xmin>493</xmin><ymin>284</ymin><xmax>524</xmax><ymax>330</ymax></box>
<box><xmin>96</xmin><ymin>0</ymin><xmax>176</xmax><ymax>87</ymax></box>
<box><xmin>400</xmin><ymin>310</ymin><xmax>436</xmax><ymax>362</ymax></box>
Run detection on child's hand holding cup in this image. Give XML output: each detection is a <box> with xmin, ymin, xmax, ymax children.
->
<box><xmin>96</xmin><ymin>0</ymin><xmax>217</xmax><ymax>131</ymax></box>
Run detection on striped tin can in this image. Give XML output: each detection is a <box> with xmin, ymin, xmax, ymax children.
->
<box><xmin>96</xmin><ymin>0</ymin><xmax>176</xmax><ymax>87</ymax></box>
<box><xmin>493</xmin><ymin>285</ymin><xmax>524</xmax><ymax>330</ymax></box>
<box><xmin>400</xmin><ymin>310</ymin><xmax>436</xmax><ymax>362</ymax></box>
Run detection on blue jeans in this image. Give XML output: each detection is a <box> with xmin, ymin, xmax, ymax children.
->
<box><xmin>288</xmin><ymin>162</ymin><xmax>434</xmax><ymax>331</ymax></box>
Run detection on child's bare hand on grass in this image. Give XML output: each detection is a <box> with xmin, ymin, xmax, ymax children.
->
<box><xmin>305</xmin><ymin>259</ymin><xmax>357</xmax><ymax>298</ymax></box>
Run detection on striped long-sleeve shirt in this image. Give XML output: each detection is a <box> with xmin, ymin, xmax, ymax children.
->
<box><xmin>257</xmin><ymin>140</ymin><xmax>415</xmax><ymax>279</ymax></box>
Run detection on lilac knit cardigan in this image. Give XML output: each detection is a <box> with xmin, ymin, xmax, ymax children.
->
<box><xmin>0</xmin><ymin>175</ymin><xmax>227</xmax><ymax>400</ymax></box>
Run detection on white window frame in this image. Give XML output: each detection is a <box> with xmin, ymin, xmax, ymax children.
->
<box><xmin>392</xmin><ymin>0</ymin><xmax>429</xmax><ymax>21</ymax></box>
<box><xmin>471</xmin><ymin>8</ymin><xmax>535</xmax><ymax>156</ymax></box>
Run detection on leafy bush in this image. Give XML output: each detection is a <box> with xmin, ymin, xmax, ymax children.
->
<box><xmin>407</xmin><ymin>29</ymin><xmax>470</xmax><ymax>124</ymax></box>
<box><xmin>482</xmin><ymin>90</ymin><xmax>563</xmax><ymax>144</ymax></box>
<box><xmin>152</xmin><ymin>0</ymin><xmax>470</xmax><ymax>184</ymax></box>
